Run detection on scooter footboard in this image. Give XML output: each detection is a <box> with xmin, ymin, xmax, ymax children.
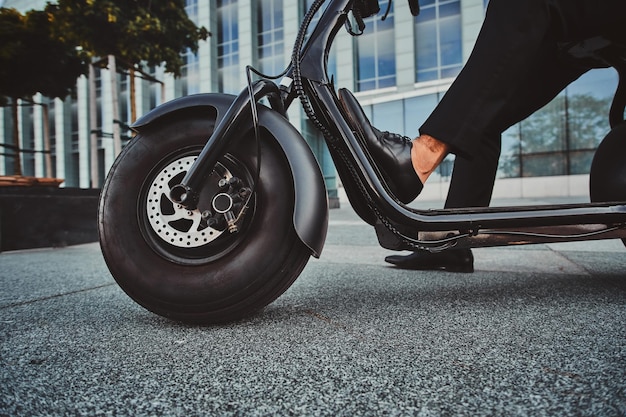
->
<box><xmin>375</xmin><ymin>202</ymin><xmax>626</xmax><ymax>252</ymax></box>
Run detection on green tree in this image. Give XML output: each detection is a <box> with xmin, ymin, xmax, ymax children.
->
<box><xmin>47</xmin><ymin>0</ymin><xmax>209</xmax><ymax>77</ymax></box>
<box><xmin>0</xmin><ymin>7</ymin><xmax>87</xmax><ymax>176</ymax></box>
<box><xmin>46</xmin><ymin>0</ymin><xmax>209</xmax><ymax>159</ymax></box>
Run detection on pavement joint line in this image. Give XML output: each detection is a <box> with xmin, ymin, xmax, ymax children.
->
<box><xmin>545</xmin><ymin>245</ymin><xmax>593</xmax><ymax>276</ymax></box>
<box><xmin>0</xmin><ymin>283</ymin><xmax>116</xmax><ymax>310</ymax></box>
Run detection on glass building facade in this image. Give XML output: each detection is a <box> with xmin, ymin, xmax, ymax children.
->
<box><xmin>217</xmin><ymin>0</ymin><xmax>240</xmax><ymax>93</ymax></box>
<box><xmin>356</xmin><ymin>0</ymin><xmax>396</xmax><ymax>91</ymax></box>
<box><xmin>0</xmin><ymin>0</ymin><xmax>619</xmax><ymax>202</ymax></box>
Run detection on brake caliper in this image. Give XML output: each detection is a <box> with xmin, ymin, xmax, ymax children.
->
<box><xmin>203</xmin><ymin>177</ymin><xmax>252</xmax><ymax>234</ymax></box>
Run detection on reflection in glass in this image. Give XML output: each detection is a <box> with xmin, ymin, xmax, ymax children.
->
<box><xmin>521</xmin><ymin>153</ymin><xmax>567</xmax><ymax>177</ymax></box>
<box><xmin>520</xmin><ymin>96</ymin><xmax>567</xmax><ymax>154</ymax></box>
<box><xmin>361</xmin><ymin>63</ymin><xmax>617</xmax><ymax>181</ymax></box>
<box><xmin>497</xmin><ymin>67</ymin><xmax>618</xmax><ymax>178</ymax></box>
<box><xmin>415</xmin><ymin>0</ymin><xmax>462</xmax><ymax>82</ymax></box>
<box><xmin>498</xmin><ymin>125</ymin><xmax>521</xmax><ymax>178</ymax></box>
<box><xmin>356</xmin><ymin>0</ymin><xmax>396</xmax><ymax>91</ymax></box>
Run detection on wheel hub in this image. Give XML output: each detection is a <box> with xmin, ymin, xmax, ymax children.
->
<box><xmin>146</xmin><ymin>155</ymin><xmax>228</xmax><ymax>248</ymax></box>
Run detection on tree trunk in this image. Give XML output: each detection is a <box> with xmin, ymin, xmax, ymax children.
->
<box><xmin>89</xmin><ymin>63</ymin><xmax>99</xmax><ymax>188</ymax></box>
<box><xmin>109</xmin><ymin>55</ymin><xmax>122</xmax><ymax>156</ymax></box>
<box><xmin>130</xmin><ymin>68</ymin><xmax>137</xmax><ymax>123</ymax></box>
<box><xmin>11</xmin><ymin>99</ymin><xmax>23</xmax><ymax>176</ymax></box>
<box><xmin>42</xmin><ymin>103</ymin><xmax>52</xmax><ymax>178</ymax></box>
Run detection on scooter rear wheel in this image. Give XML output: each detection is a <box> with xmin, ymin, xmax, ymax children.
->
<box><xmin>589</xmin><ymin>123</ymin><xmax>626</xmax><ymax>249</ymax></box>
<box><xmin>98</xmin><ymin>112</ymin><xmax>311</xmax><ymax>323</ymax></box>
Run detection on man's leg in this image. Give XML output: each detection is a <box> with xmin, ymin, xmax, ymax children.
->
<box><xmin>387</xmin><ymin>35</ymin><xmax>591</xmax><ymax>271</ymax></box>
<box><xmin>385</xmin><ymin>137</ymin><xmax>499</xmax><ymax>272</ymax></box>
<box><xmin>415</xmin><ymin>0</ymin><xmax>626</xmax><ymax>170</ymax></box>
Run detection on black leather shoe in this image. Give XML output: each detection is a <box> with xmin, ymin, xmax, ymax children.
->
<box><xmin>385</xmin><ymin>248</ymin><xmax>474</xmax><ymax>273</ymax></box>
<box><xmin>338</xmin><ymin>88</ymin><xmax>423</xmax><ymax>203</ymax></box>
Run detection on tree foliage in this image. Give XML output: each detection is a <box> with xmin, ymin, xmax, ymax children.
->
<box><xmin>498</xmin><ymin>93</ymin><xmax>612</xmax><ymax>178</ymax></box>
<box><xmin>46</xmin><ymin>0</ymin><xmax>210</xmax><ymax>76</ymax></box>
<box><xmin>0</xmin><ymin>7</ymin><xmax>88</xmax><ymax>175</ymax></box>
<box><xmin>0</xmin><ymin>1</ymin><xmax>208</xmax><ymax>176</ymax></box>
<box><xmin>0</xmin><ymin>7</ymin><xmax>88</xmax><ymax>104</ymax></box>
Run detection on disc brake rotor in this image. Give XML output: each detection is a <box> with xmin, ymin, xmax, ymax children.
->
<box><xmin>146</xmin><ymin>155</ymin><xmax>229</xmax><ymax>248</ymax></box>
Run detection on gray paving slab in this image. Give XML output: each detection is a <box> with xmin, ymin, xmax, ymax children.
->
<box><xmin>1</xmin><ymin>201</ymin><xmax>625</xmax><ymax>416</ymax></box>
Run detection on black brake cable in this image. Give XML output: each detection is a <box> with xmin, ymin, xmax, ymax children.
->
<box><xmin>381</xmin><ymin>0</ymin><xmax>392</xmax><ymax>20</ymax></box>
<box><xmin>242</xmin><ymin>65</ymin><xmax>263</xmax><ymax>216</ymax></box>
<box><xmin>238</xmin><ymin>64</ymin><xmax>291</xmax><ymax>224</ymax></box>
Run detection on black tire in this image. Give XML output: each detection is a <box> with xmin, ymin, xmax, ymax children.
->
<box><xmin>98</xmin><ymin>111</ymin><xmax>311</xmax><ymax>323</ymax></box>
<box><xmin>589</xmin><ymin>123</ymin><xmax>626</xmax><ymax>249</ymax></box>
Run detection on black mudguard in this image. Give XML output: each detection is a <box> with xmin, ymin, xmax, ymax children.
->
<box><xmin>131</xmin><ymin>93</ymin><xmax>328</xmax><ymax>258</ymax></box>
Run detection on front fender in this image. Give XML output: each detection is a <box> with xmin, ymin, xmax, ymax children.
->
<box><xmin>131</xmin><ymin>93</ymin><xmax>328</xmax><ymax>258</ymax></box>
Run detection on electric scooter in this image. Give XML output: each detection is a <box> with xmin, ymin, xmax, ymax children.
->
<box><xmin>98</xmin><ymin>0</ymin><xmax>626</xmax><ymax>323</ymax></box>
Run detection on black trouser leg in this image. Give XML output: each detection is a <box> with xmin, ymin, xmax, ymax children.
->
<box><xmin>419</xmin><ymin>0</ymin><xmax>625</xmax><ymax>159</ymax></box>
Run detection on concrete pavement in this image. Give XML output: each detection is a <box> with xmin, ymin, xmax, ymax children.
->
<box><xmin>1</xmin><ymin>198</ymin><xmax>625</xmax><ymax>416</ymax></box>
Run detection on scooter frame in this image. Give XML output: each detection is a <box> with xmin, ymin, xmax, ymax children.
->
<box><xmin>140</xmin><ymin>0</ymin><xmax>626</xmax><ymax>255</ymax></box>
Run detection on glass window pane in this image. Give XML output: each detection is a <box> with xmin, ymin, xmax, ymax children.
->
<box><xmin>417</xmin><ymin>69</ymin><xmax>438</xmax><ymax>82</ymax></box>
<box><xmin>498</xmin><ymin>125</ymin><xmax>521</xmax><ymax>178</ymax></box>
<box><xmin>356</xmin><ymin>0</ymin><xmax>396</xmax><ymax>91</ymax></box>
<box><xmin>521</xmin><ymin>153</ymin><xmax>567</xmax><ymax>177</ymax></box>
<box><xmin>373</xmin><ymin>101</ymin><xmax>403</xmax><ymax>133</ymax></box>
<box><xmin>439</xmin><ymin>1</ymin><xmax>460</xmax><ymax>17</ymax></box>
<box><xmin>416</xmin><ymin>6</ymin><xmax>436</xmax><ymax>22</ymax></box>
<box><xmin>416</xmin><ymin>22</ymin><xmax>438</xmax><ymax>70</ymax></box>
<box><xmin>567</xmin><ymin>68</ymin><xmax>616</xmax><ymax>151</ymax></box>
<box><xmin>439</xmin><ymin>15</ymin><xmax>461</xmax><ymax>67</ymax></box>
<box><xmin>377</xmin><ymin>31</ymin><xmax>396</xmax><ymax>78</ymax></box>
<box><xmin>415</xmin><ymin>0</ymin><xmax>462</xmax><ymax>82</ymax></box>
<box><xmin>569</xmin><ymin>150</ymin><xmax>595</xmax><ymax>175</ymax></box>
<box><xmin>404</xmin><ymin>94</ymin><xmax>438</xmax><ymax>135</ymax></box>
<box><xmin>520</xmin><ymin>96</ymin><xmax>566</xmax><ymax>154</ymax></box>
<box><xmin>440</xmin><ymin>65</ymin><xmax>461</xmax><ymax>79</ymax></box>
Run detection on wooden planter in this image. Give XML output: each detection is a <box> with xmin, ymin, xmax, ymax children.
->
<box><xmin>0</xmin><ymin>176</ymin><xmax>65</xmax><ymax>187</ymax></box>
<box><xmin>0</xmin><ymin>181</ymin><xmax>100</xmax><ymax>252</ymax></box>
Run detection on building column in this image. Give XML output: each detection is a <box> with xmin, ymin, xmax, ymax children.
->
<box><xmin>461</xmin><ymin>0</ymin><xmax>485</xmax><ymax>62</ymax></box>
<box><xmin>32</xmin><ymin>94</ymin><xmax>46</xmax><ymax>178</ymax></box>
<box><xmin>133</xmin><ymin>70</ymin><xmax>144</xmax><ymax>124</ymax></box>
<box><xmin>0</xmin><ymin>106</ymin><xmax>6</xmax><ymax>174</ymax></box>
<box><xmin>76</xmin><ymin>75</ymin><xmax>92</xmax><ymax>188</ymax></box>
<box><xmin>238</xmin><ymin>0</ymin><xmax>255</xmax><ymax>86</ymax></box>
<box><xmin>54</xmin><ymin>98</ymin><xmax>67</xmax><ymax>185</ymax></box>
<box><xmin>163</xmin><ymin>72</ymin><xmax>177</xmax><ymax>102</ymax></box>
<box><xmin>16</xmin><ymin>99</ymin><xmax>25</xmax><ymax>175</ymax></box>
<box><xmin>198</xmin><ymin>2</ymin><xmax>216</xmax><ymax>93</ymax></box>
<box><xmin>395</xmin><ymin>6</ymin><xmax>416</xmax><ymax>91</ymax></box>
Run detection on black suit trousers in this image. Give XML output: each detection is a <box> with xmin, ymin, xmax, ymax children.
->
<box><xmin>423</xmin><ymin>0</ymin><xmax>626</xmax><ymax>209</ymax></box>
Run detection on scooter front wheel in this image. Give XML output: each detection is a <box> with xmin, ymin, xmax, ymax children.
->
<box><xmin>98</xmin><ymin>113</ymin><xmax>311</xmax><ymax>323</ymax></box>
